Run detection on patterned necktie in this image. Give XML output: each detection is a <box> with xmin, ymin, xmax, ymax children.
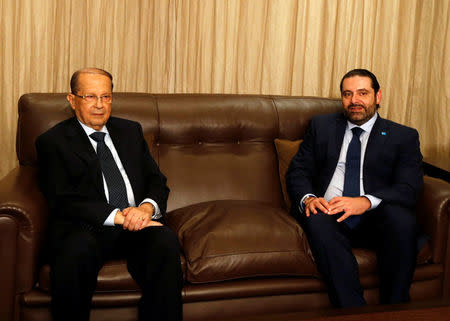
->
<box><xmin>342</xmin><ymin>127</ymin><xmax>363</xmax><ymax>229</ymax></box>
<box><xmin>90</xmin><ymin>132</ymin><xmax>129</xmax><ymax>210</ymax></box>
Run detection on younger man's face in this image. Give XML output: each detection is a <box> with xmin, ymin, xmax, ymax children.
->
<box><xmin>341</xmin><ymin>75</ymin><xmax>381</xmax><ymax>126</ymax></box>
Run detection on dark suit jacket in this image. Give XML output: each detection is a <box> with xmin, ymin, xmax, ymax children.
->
<box><xmin>36</xmin><ymin>116</ymin><xmax>170</xmax><ymax>241</ymax></box>
<box><xmin>286</xmin><ymin>112</ymin><xmax>423</xmax><ymax>216</ymax></box>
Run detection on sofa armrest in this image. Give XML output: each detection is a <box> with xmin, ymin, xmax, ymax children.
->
<box><xmin>0</xmin><ymin>166</ymin><xmax>48</xmax><ymax>294</ymax></box>
<box><xmin>416</xmin><ymin>176</ymin><xmax>450</xmax><ymax>298</ymax></box>
<box><xmin>416</xmin><ymin>176</ymin><xmax>450</xmax><ymax>264</ymax></box>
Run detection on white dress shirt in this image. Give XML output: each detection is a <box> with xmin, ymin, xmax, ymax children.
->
<box><xmin>78</xmin><ymin>121</ymin><xmax>161</xmax><ymax>225</ymax></box>
<box><xmin>300</xmin><ymin>113</ymin><xmax>382</xmax><ymax>211</ymax></box>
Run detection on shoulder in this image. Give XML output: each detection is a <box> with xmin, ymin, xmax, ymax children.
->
<box><xmin>308</xmin><ymin>112</ymin><xmax>342</xmax><ymax>131</ymax></box>
<box><xmin>36</xmin><ymin>117</ymin><xmax>76</xmax><ymax>144</ymax></box>
<box><xmin>377</xmin><ymin>116</ymin><xmax>419</xmax><ymax>138</ymax></box>
<box><xmin>311</xmin><ymin>112</ymin><xmax>341</xmax><ymax>123</ymax></box>
<box><xmin>108</xmin><ymin>116</ymin><xmax>142</xmax><ymax>131</ymax></box>
<box><xmin>107</xmin><ymin>116</ymin><xmax>145</xmax><ymax>142</ymax></box>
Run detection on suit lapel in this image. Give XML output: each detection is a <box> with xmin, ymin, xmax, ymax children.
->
<box><xmin>363</xmin><ymin>115</ymin><xmax>389</xmax><ymax>180</ymax></box>
<box><xmin>64</xmin><ymin>117</ymin><xmax>105</xmax><ymax>196</ymax></box>
<box><xmin>332</xmin><ymin>113</ymin><xmax>347</xmax><ymax>160</ymax></box>
<box><xmin>364</xmin><ymin>115</ymin><xmax>389</xmax><ymax>162</ymax></box>
<box><xmin>322</xmin><ymin>114</ymin><xmax>346</xmax><ymax>192</ymax></box>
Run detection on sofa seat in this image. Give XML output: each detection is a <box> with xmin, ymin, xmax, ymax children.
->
<box><xmin>36</xmin><ymin>199</ymin><xmax>435</xmax><ymax>297</ymax></box>
<box><xmin>25</xmin><ymin>263</ymin><xmax>444</xmax><ymax>317</ymax></box>
<box><xmin>37</xmin><ymin>260</ymin><xmax>140</xmax><ymax>292</ymax></box>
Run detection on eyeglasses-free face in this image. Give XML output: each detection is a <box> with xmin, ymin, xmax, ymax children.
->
<box><xmin>341</xmin><ymin>76</ymin><xmax>381</xmax><ymax>126</ymax></box>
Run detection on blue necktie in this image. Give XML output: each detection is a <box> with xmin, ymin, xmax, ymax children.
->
<box><xmin>342</xmin><ymin>127</ymin><xmax>363</xmax><ymax>229</ymax></box>
<box><xmin>90</xmin><ymin>132</ymin><xmax>129</xmax><ymax>210</ymax></box>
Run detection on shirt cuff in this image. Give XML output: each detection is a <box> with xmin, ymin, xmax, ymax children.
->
<box><xmin>300</xmin><ymin>193</ymin><xmax>317</xmax><ymax>212</ymax></box>
<box><xmin>139</xmin><ymin>198</ymin><xmax>162</xmax><ymax>220</ymax></box>
<box><xmin>363</xmin><ymin>194</ymin><xmax>382</xmax><ymax>210</ymax></box>
<box><xmin>104</xmin><ymin>208</ymin><xmax>120</xmax><ymax>226</ymax></box>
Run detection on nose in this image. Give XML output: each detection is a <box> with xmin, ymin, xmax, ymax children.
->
<box><xmin>95</xmin><ymin>96</ymin><xmax>104</xmax><ymax>108</ymax></box>
<box><xmin>351</xmin><ymin>94</ymin><xmax>359</xmax><ymax>105</ymax></box>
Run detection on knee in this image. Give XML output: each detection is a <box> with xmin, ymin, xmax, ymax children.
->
<box><xmin>142</xmin><ymin>226</ymin><xmax>181</xmax><ymax>257</ymax></box>
<box><xmin>299</xmin><ymin>213</ymin><xmax>349</xmax><ymax>253</ymax></box>
<box><xmin>301</xmin><ymin>212</ymin><xmax>339</xmax><ymax>238</ymax></box>
<box><xmin>52</xmin><ymin>231</ymin><xmax>101</xmax><ymax>268</ymax></box>
<box><xmin>381</xmin><ymin>205</ymin><xmax>417</xmax><ymax>238</ymax></box>
<box><xmin>50</xmin><ymin>231</ymin><xmax>102</xmax><ymax>290</ymax></box>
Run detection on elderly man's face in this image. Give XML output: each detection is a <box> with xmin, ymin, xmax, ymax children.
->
<box><xmin>341</xmin><ymin>76</ymin><xmax>381</xmax><ymax>126</ymax></box>
<box><xmin>67</xmin><ymin>73</ymin><xmax>112</xmax><ymax>131</ymax></box>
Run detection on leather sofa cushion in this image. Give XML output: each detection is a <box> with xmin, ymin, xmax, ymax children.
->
<box><xmin>38</xmin><ymin>255</ymin><xmax>188</xmax><ymax>293</ymax></box>
<box><xmin>38</xmin><ymin>260</ymin><xmax>139</xmax><ymax>293</ymax></box>
<box><xmin>166</xmin><ymin>200</ymin><xmax>318</xmax><ymax>283</ymax></box>
<box><xmin>274</xmin><ymin>138</ymin><xmax>302</xmax><ymax>210</ymax></box>
<box><xmin>36</xmin><ymin>245</ymin><xmax>432</xmax><ymax>293</ymax></box>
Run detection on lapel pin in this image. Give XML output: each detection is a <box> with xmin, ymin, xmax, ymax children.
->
<box><xmin>381</xmin><ymin>131</ymin><xmax>386</xmax><ymax>135</ymax></box>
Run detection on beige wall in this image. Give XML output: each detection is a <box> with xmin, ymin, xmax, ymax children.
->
<box><xmin>1</xmin><ymin>0</ymin><xmax>449</xmax><ymax>178</ymax></box>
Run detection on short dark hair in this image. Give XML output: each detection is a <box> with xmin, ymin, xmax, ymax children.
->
<box><xmin>70</xmin><ymin>68</ymin><xmax>114</xmax><ymax>94</ymax></box>
<box><xmin>340</xmin><ymin>69</ymin><xmax>380</xmax><ymax>94</ymax></box>
<box><xmin>340</xmin><ymin>68</ymin><xmax>380</xmax><ymax>108</ymax></box>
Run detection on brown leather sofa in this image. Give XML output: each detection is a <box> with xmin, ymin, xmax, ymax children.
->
<box><xmin>1</xmin><ymin>93</ymin><xmax>449</xmax><ymax>321</ymax></box>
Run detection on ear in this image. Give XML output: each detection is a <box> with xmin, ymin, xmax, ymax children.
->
<box><xmin>376</xmin><ymin>89</ymin><xmax>382</xmax><ymax>105</ymax></box>
<box><xmin>67</xmin><ymin>93</ymin><xmax>76</xmax><ymax>110</ymax></box>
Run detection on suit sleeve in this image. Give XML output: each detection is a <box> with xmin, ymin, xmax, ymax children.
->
<box><xmin>136</xmin><ymin>124</ymin><xmax>170</xmax><ymax>216</ymax></box>
<box><xmin>286</xmin><ymin>120</ymin><xmax>318</xmax><ymax>209</ymax></box>
<box><xmin>35</xmin><ymin>134</ymin><xmax>117</xmax><ymax>229</ymax></box>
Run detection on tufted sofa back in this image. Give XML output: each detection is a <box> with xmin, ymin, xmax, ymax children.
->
<box><xmin>17</xmin><ymin>93</ymin><xmax>341</xmax><ymax>211</ymax></box>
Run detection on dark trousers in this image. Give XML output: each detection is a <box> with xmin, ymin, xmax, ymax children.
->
<box><xmin>297</xmin><ymin>204</ymin><xmax>418</xmax><ymax>307</ymax></box>
<box><xmin>49</xmin><ymin>225</ymin><xmax>183</xmax><ymax>321</ymax></box>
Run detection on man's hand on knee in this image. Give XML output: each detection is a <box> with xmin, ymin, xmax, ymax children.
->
<box><xmin>327</xmin><ymin>196</ymin><xmax>371</xmax><ymax>222</ymax></box>
<box><xmin>305</xmin><ymin>197</ymin><xmax>331</xmax><ymax>217</ymax></box>
<box><xmin>121</xmin><ymin>207</ymin><xmax>162</xmax><ymax>231</ymax></box>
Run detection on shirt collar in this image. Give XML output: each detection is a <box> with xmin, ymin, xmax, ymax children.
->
<box><xmin>77</xmin><ymin>119</ymin><xmax>109</xmax><ymax>137</ymax></box>
<box><xmin>347</xmin><ymin>112</ymin><xmax>378</xmax><ymax>134</ymax></box>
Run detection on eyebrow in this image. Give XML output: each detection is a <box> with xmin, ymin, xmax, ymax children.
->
<box><xmin>79</xmin><ymin>92</ymin><xmax>112</xmax><ymax>95</ymax></box>
<box><xmin>342</xmin><ymin>88</ymin><xmax>370</xmax><ymax>93</ymax></box>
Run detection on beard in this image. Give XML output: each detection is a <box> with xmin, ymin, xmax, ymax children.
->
<box><xmin>344</xmin><ymin>103</ymin><xmax>376</xmax><ymax>126</ymax></box>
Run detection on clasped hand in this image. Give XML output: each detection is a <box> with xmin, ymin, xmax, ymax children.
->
<box><xmin>114</xmin><ymin>203</ymin><xmax>163</xmax><ymax>231</ymax></box>
<box><xmin>305</xmin><ymin>196</ymin><xmax>371</xmax><ymax>222</ymax></box>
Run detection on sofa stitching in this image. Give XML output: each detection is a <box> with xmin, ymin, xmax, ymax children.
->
<box><xmin>270</xmin><ymin>96</ymin><xmax>281</xmax><ymax>139</ymax></box>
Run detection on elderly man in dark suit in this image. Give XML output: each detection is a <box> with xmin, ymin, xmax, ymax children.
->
<box><xmin>286</xmin><ymin>69</ymin><xmax>423</xmax><ymax>307</ymax></box>
<box><xmin>36</xmin><ymin>68</ymin><xmax>182</xmax><ymax>321</ymax></box>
